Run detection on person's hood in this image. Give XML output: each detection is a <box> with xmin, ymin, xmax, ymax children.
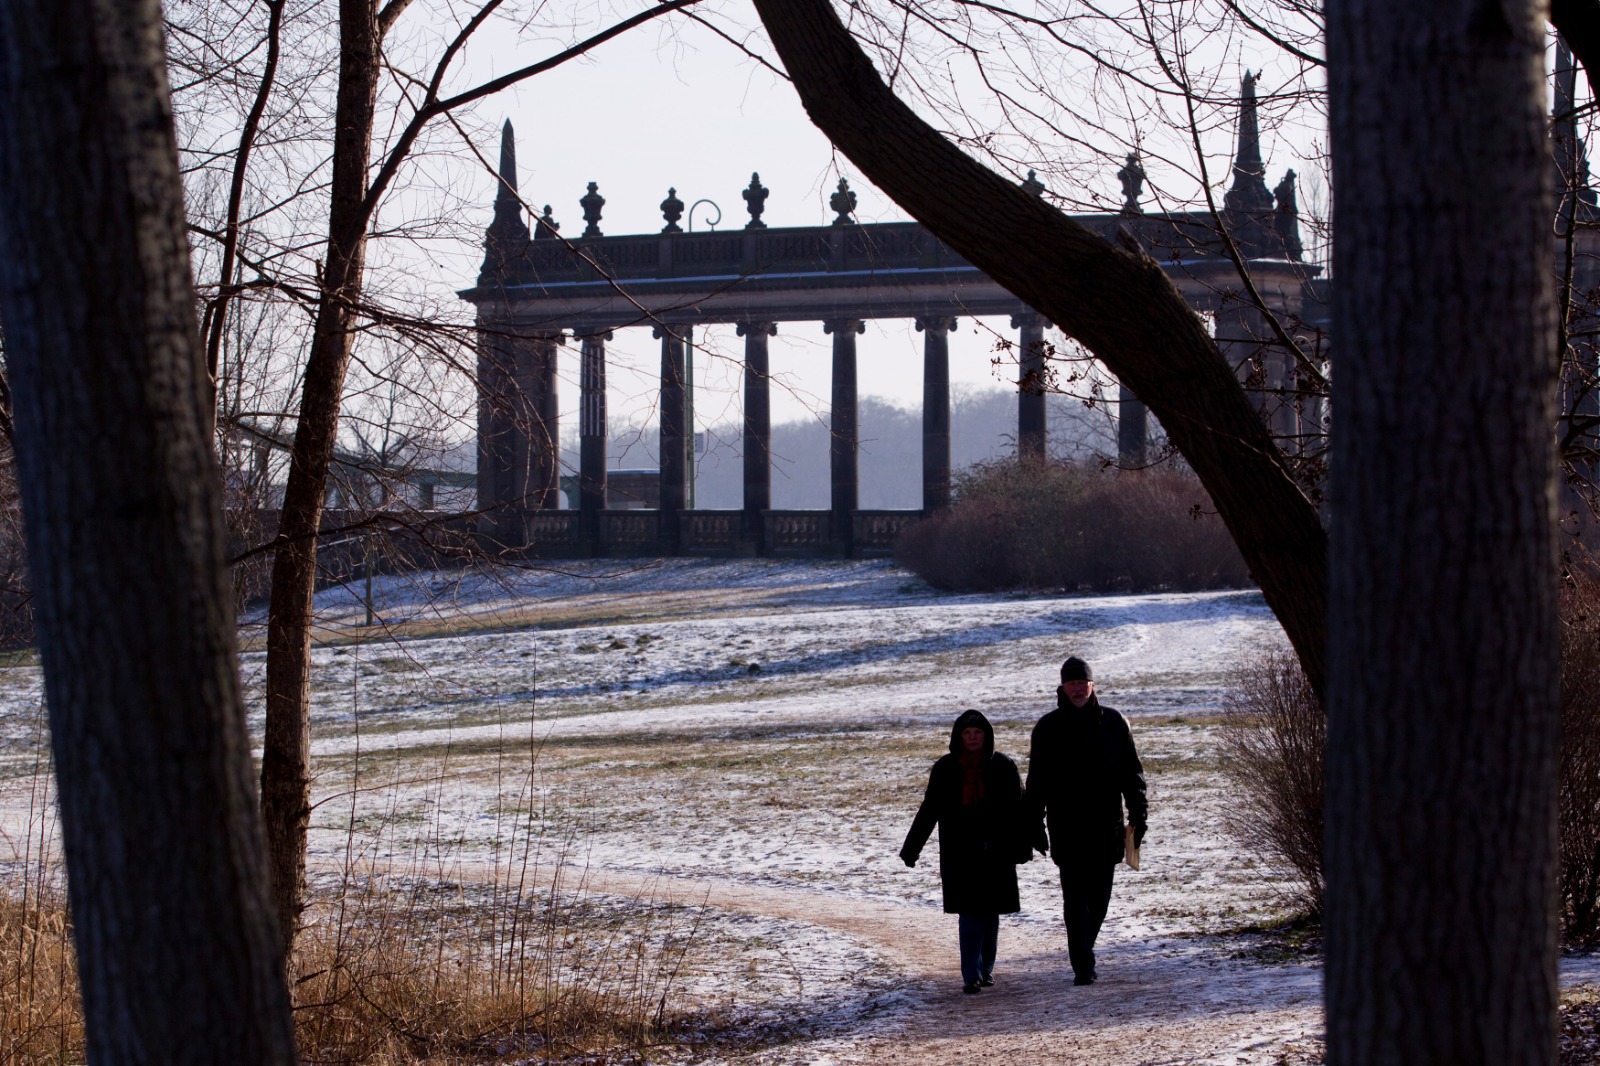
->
<box><xmin>948</xmin><ymin>708</ymin><xmax>995</xmax><ymax>759</ymax></box>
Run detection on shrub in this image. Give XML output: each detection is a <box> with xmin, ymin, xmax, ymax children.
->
<box><xmin>1218</xmin><ymin>648</ymin><xmax>1325</xmax><ymax>916</ymax></box>
<box><xmin>894</xmin><ymin>458</ymin><xmax>1249</xmax><ymax>593</ymax></box>
<box><xmin>1220</xmin><ymin>563</ymin><xmax>1600</xmax><ymax>942</ymax></box>
<box><xmin>1561</xmin><ymin>558</ymin><xmax>1600</xmax><ymax>946</ymax></box>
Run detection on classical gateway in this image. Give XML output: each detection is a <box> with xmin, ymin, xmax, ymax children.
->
<box><xmin>459</xmin><ymin>74</ymin><xmax>1322</xmax><ymax>558</ymax></box>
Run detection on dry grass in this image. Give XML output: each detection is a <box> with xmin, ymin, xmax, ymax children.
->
<box><xmin>292</xmin><ymin>865</ymin><xmax>706</xmax><ymax>1064</ymax></box>
<box><xmin>0</xmin><ymin>888</ymin><xmax>80</xmax><ymax>1066</ymax></box>
<box><xmin>0</xmin><ymin>862</ymin><xmax>709</xmax><ymax>1065</ymax></box>
<box><xmin>0</xmin><ymin>720</ymin><xmax>712</xmax><ymax>1066</ymax></box>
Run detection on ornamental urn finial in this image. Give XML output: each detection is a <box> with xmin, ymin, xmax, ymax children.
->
<box><xmin>660</xmin><ymin>187</ymin><xmax>685</xmax><ymax>233</ymax></box>
<box><xmin>579</xmin><ymin>181</ymin><xmax>605</xmax><ymax>238</ymax></box>
<box><xmin>1020</xmin><ymin>169</ymin><xmax>1046</xmax><ymax>197</ymax></box>
<box><xmin>742</xmin><ymin>173</ymin><xmax>769</xmax><ymax>229</ymax></box>
<box><xmin>829</xmin><ymin>177</ymin><xmax>857</xmax><ymax>225</ymax></box>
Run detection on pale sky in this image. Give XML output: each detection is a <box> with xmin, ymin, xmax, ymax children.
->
<box><xmin>447</xmin><ymin>10</ymin><xmax>1041</xmax><ymax>428</ymax></box>
<box><xmin>382</xmin><ymin>2</ymin><xmax>1327</xmax><ymax>434</ymax></box>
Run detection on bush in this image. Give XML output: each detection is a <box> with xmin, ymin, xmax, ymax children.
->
<box><xmin>1218</xmin><ymin>649</ymin><xmax>1325</xmax><ymax>916</ymax></box>
<box><xmin>894</xmin><ymin>458</ymin><xmax>1249</xmax><ymax>593</ymax></box>
<box><xmin>1220</xmin><ymin>563</ymin><xmax>1600</xmax><ymax>942</ymax></box>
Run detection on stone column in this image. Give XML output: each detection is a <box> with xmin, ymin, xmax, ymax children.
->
<box><xmin>916</xmin><ymin>315</ymin><xmax>956</xmax><ymax>511</ymax></box>
<box><xmin>826</xmin><ymin>318</ymin><xmax>865</xmax><ymax>554</ymax></box>
<box><xmin>1217</xmin><ymin>297</ymin><xmax>1304</xmax><ymax>451</ymax></box>
<box><xmin>739</xmin><ymin>321</ymin><xmax>776</xmax><ymax>548</ymax></box>
<box><xmin>1271</xmin><ymin>350</ymin><xmax>1302</xmax><ymax>450</ymax></box>
<box><xmin>1118</xmin><ymin>385</ymin><xmax>1147</xmax><ymax>467</ymax></box>
<box><xmin>536</xmin><ymin>334</ymin><xmax>561</xmax><ymax>508</ymax></box>
<box><xmin>1013</xmin><ymin>312</ymin><xmax>1047</xmax><ymax>460</ymax></box>
<box><xmin>475</xmin><ymin>317</ymin><xmax>516</xmax><ymax>542</ymax></box>
<box><xmin>1305</xmin><ymin>358</ymin><xmax>1330</xmax><ymax>457</ymax></box>
<box><xmin>656</xmin><ymin>325</ymin><xmax>688</xmax><ymax>550</ymax></box>
<box><xmin>578</xmin><ymin>330</ymin><xmax>611</xmax><ymax>553</ymax></box>
<box><xmin>510</xmin><ymin>332</ymin><xmax>562</xmax><ymax>516</ymax></box>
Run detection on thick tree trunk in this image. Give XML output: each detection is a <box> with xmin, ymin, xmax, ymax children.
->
<box><xmin>1326</xmin><ymin>2</ymin><xmax>1559</xmax><ymax>1062</ymax></box>
<box><xmin>0</xmin><ymin>0</ymin><xmax>297</xmax><ymax>1059</ymax></box>
<box><xmin>750</xmin><ymin>0</ymin><xmax>1329</xmax><ymax>695</ymax></box>
<box><xmin>260</xmin><ymin>0</ymin><xmax>380</xmax><ymax>961</ymax></box>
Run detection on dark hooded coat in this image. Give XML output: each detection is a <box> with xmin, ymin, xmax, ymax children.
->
<box><xmin>1025</xmin><ymin>691</ymin><xmax>1148</xmax><ymax>867</ymax></box>
<box><xmin>899</xmin><ymin>710</ymin><xmax>1031</xmax><ymax>915</ymax></box>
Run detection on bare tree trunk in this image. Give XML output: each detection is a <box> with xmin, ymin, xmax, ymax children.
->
<box><xmin>260</xmin><ymin>0</ymin><xmax>382</xmax><ymax>961</ymax></box>
<box><xmin>1325</xmin><ymin>1</ymin><xmax>1559</xmax><ymax>1061</ymax></box>
<box><xmin>0</xmin><ymin>0</ymin><xmax>296</xmax><ymax>1059</ymax></box>
<box><xmin>750</xmin><ymin>0</ymin><xmax>1329</xmax><ymax>695</ymax></box>
<box><xmin>252</xmin><ymin>0</ymin><xmax>690</xmax><ymax>964</ymax></box>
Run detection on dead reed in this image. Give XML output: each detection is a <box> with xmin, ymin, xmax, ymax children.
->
<box><xmin>0</xmin><ymin>883</ymin><xmax>79</xmax><ymax>1065</ymax></box>
<box><xmin>0</xmin><ymin>683</ymin><xmax>710</xmax><ymax>1064</ymax></box>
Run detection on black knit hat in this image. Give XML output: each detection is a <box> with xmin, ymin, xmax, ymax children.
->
<box><xmin>1060</xmin><ymin>656</ymin><xmax>1093</xmax><ymax>683</ymax></box>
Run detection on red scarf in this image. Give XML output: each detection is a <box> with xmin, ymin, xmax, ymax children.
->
<box><xmin>958</xmin><ymin>750</ymin><xmax>985</xmax><ymax>805</ymax></box>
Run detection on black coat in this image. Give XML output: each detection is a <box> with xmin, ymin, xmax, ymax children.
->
<box><xmin>900</xmin><ymin>710</ymin><xmax>1031</xmax><ymax>915</ymax></box>
<box><xmin>1025</xmin><ymin>692</ymin><xmax>1148</xmax><ymax>868</ymax></box>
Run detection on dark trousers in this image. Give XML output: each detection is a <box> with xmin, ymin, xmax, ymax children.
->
<box><xmin>957</xmin><ymin>913</ymin><xmax>999</xmax><ymax>984</ymax></box>
<box><xmin>1058</xmin><ymin>862</ymin><xmax>1117</xmax><ymax>978</ymax></box>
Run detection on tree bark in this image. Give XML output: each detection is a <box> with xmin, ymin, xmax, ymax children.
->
<box><xmin>0</xmin><ymin>0</ymin><xmax>297</xmax><ymax>1059</ymax></box>
<box><xmin>750</xmin><ymin>0</ymin><xmax>1330</xmax><ymax>695</ymax></box>
<box><xmin>1325</xmin><ymin>2</ymin><xmax>1559</xmax><ymax>1061</ymax></box>
<box><xmin>1552</xmin><ymin>0</ymin><xmax>1600</xmax><ymax>90</ymax></box>
<box><xmin>260</xmin><ymin>0</ymin><xmax>381</xmax><ymax>961</ymax></box>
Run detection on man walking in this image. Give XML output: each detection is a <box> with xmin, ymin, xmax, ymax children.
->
<box><xmin>1026</xmin><ymin>656</ymin><xmax>1147</xmax><ymax>985</ymax></box>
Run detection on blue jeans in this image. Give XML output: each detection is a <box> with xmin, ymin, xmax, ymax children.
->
<box><xmin>957</xmin><ymin>913</ymin><xmax>999</xmax><ymax>984</ymax></box>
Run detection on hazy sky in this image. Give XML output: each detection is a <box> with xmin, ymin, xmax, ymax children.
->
<box><xmin>419</xmin><ymin>7</ymin><xmax>1113</xmax><ymax>429</ymax></box>
<box><xmin>387</xmin><ymin>2</ymin><xmax>1323</xmax><ymax>433</ymax></box>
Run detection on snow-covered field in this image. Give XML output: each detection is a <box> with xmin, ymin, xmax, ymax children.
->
<box><xmin>3</xmin><ymin>558</ymin><xmax>1596</xmax><ymax>1063</ymax></box>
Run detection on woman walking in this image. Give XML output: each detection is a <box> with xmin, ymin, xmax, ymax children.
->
<box><xmin>899</xmin><ymin>709</ymin><xmax>1034</xmax><ymax>994</ymax></box>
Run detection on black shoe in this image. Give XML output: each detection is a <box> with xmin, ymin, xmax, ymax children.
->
<box><xmin>1073</xmin><ymin>973</ymin><xmax>1096</xmax><ymax>986</ymax></box>
<box><xmin>963</xmin><ymin>982</ymin><xmax>981</xmax><ymax>994</ymax></box>
<box><xmin>978</xmin><ymin>973</ymin><xmax>994</xmax><ymax>987</ymax></box>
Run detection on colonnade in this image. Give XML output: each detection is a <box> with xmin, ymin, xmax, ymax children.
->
<box><xmin>478</xmin><ymin>310</ymin><xmax>1100</xmax><ymax>555</ymax></box>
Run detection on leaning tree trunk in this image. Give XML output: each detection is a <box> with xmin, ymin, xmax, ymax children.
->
<box><xmin>260</xmin><ymin>0</ymin><xmax>381</xmax><ymax>962</ymax></box>
<box><xmin>1326</xmin><ymin>1</ymin><xmax>1559</xmax><ymax>1062</ymax></box>
<box><xmin>0</xmin><ymin>0</ymin><xmax>297</xmax><ymax>1059</ymax></box>
<box><xmin>750</xmin><ymin>0</ymin><xmax>1329</xmax><ymax>696</ymax></box>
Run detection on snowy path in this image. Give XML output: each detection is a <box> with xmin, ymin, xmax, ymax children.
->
<box><xmin>565</xmin><ymin>865</ymin><xmax>1328</xmax><ymax>1065</ymax></box>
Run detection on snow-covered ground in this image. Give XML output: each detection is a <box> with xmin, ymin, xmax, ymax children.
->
<box><xmin>1</xmin><ymin>559</ymin><xmax>1595</xmax><ymax>1063</ymax></box>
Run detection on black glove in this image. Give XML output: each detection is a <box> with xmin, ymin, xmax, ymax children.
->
<box><xmin>1132</xmin><ymin>823</ymin><xmax>1147</xmax><ymax>849</ymax></box>
<box><xmin>899</xmin><ymin>848</ymin><xmax>917</xmax><ymax>868</ymax></box>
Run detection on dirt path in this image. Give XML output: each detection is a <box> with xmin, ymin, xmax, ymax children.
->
<box><xmin>572</xmin><ymin>864</ymin><xmax>1327</xmax><ymax>1065</ymax></box>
